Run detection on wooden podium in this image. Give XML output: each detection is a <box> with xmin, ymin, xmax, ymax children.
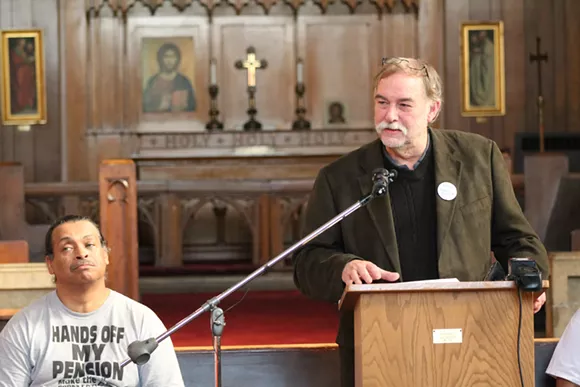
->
<box><xmin>339</xmin><ymin>280</ymin><xmax>549</xmax><ymax>387</ymax></box>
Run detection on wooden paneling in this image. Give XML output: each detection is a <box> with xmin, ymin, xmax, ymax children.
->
<box><xmin>298</xmin><ymin>16</ymin><xmax>381</xmax><ymax>129</ymax></box>
<box><xmin>417</xmin><ymin>0</ymin><xmax>444</xmax><ymax>126</ymax></box>
<box><xmin>442</xmin><ymin>0</ymin><xmax>469</xmax><ymax>135</ymax></box>
<box><xmin>522</xmin><ymin>0</ymin><xmax>580</xmax><ymax>137</ymax></box>
<box><xmin>0</xmin><ymin>163</ymin><xmax>26</xmax><ymax>240</ymax></box>
<box><xmin>213</xmin><ymin>17</ymin><xmax>295</xmax><ymax>130</ymax></box>
<box><xmin>61</xmin><ymin>0</ymin><xmax>89</xmax><ymax>181</ymax></box>
<box><xmin>566</xmin><ymin>0</ymin><xmax>580</xmax><ymax>131</ymax></box>
<box><xmin>383</xmin><ymin>13</ymin><xmax>417</xmax><ymax>59</ymax></box>
<box><xmin>0</xmin><ymin>0</ymin><xmax>61</xmax><ymax>182</ymax></box>
<box><xmin>501</xmin><ymin>0</ymin><xmax>525</xmax><ymax>152</ymax></box>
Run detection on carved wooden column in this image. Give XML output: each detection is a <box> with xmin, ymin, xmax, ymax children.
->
<box><xmin>99</xmin><ymin>160</ymin><xmax>139</xmax><ymax>300</ymax></box>
<box><xmin>256</xmin><ymin>194</ymin><xmax>270</xmax><ymax>266</ymax></box>
<box><xmin>0</xmin><ymin>163</ymin><xmax>26</xmax><ymax>241</ymax></box>
<box><xmin>156</xmin><ymin>193</ymin><xmax>182</xmax><ymax>267</ymax></box>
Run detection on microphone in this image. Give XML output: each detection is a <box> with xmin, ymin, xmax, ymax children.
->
<box><xmin>371</xmin><ymin>168</ymin><xmax>397</xmax><ymax>197</ymax></box>
<box><xmin>506</xmin><ymin>258</ymin><xmax>542</xmax><ymax>292</ymax></box>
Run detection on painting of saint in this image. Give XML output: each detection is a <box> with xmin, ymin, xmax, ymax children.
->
<box><xmin>460</xmin><ymin>21</ymin><xmax>504</xmax><ymax>117</ymax></box>
<box><xmin>141</xmin><ymin>39</ymin><xmax>196</xmax><ymax>113</ymax></box>
<box><xmin>468</xmin><ymin>29</ymin><xmax>495</xmax><ymax>107</ymax></box>
<box><xmin>8</xmin><ymin>37</ymin><xmax>38</xmax><ymax>115</ymax></box>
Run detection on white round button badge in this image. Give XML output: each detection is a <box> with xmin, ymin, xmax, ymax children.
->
<box><xmin>437</xmin><ymin>182</ymin><xmax>457</xmax><ymax>201</ymax></box>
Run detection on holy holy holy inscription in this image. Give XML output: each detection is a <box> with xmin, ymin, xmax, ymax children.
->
<box><xmin>134</xmin><ymin>129</ymin><xmax>376</xmax><ymax>157</ymax></box>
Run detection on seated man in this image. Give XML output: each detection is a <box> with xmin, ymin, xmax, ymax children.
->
<box><xmin>0</xmin><ymin>215</ymin><xmax>184</xmax><ymax>387</ymax></box>
<box><xmin>546</xmin><ymin>308</ymin><xmax>580</xmax><ymax>387</ymax></box>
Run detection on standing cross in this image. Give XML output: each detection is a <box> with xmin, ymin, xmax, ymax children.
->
<box><xmin>235</xmin><ymin>46</ymin><xmax>268</xmax><ymax>88</ymax></box>
<box><xmin>529</xmin><ymin>37</ymin><xmax>549</xmax><ymax>152</ymax></box>
<box><xmin>529</xmin><ymin>37</ymin><xmax>548</xmax><ymax>97</ymax></box>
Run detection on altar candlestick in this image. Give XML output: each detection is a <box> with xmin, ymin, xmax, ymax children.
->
<box><xmin>210</xmin><ymin>59</ymin><xmax>217</xmax><ymax>85</ymax></box>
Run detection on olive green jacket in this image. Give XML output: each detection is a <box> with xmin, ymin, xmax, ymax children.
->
<box><xmin>292</xmin><ymin>129</ymin><xmax>549</xmax><ymax>348</ymax></box>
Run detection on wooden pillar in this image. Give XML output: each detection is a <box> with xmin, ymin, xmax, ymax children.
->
<box><xmin>0</xmin><ymin>163</ymin><xmax>26</xmax><ymax>241</ymax></box>
<box><xmin>524</xmin><ymin>154</ymin><xmax>568</xmax><ymax>241</ymax></box>
<box><xmin>156</xmin><ymin>193</ymin><xmax>182</xmax><ymax>267</ymax></box>
<box><xmin>269</xmin><ymin>196</ymin><xmax>283</xmax><ymax>264</ymax></box>
<box><xmin>99</xmin><ymin>160</ymin><xmax>139</xmax><ymax>300</ymax></box>
<box><xmin>256</xmin><ymin>194</ymin><xmax>270</xmax><ymax>267</ymax></box>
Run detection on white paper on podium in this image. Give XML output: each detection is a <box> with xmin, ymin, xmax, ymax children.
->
<box><xmin>406</xmin><ymin>278</ymin><xmax>460</xmax><ymax>284</ymax></box>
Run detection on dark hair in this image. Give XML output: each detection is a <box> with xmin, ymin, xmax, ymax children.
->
<box><xmin>156</xmin><ymin>42</ymin><xmax>181</xmax><ymax>67</ymax></box>
<box><xmin>44</xmin><ymin>215</ymin><xmax>106</xmax><ymax>257</ymax></box>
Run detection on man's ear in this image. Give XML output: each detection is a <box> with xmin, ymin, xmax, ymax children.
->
<box><xmin>45</xmin><ymin>255</ymin><xmax>54</xmax><ymax>275</ymax></box>
<box><xmin>103</xmin><ymin>247</ymin><xmax>110</xmax><ymax>266</ymax></box>
<box><xmin>427</xmin><ymin>100</ymin><xmax>442</xmax><ymax>123</ymax></box>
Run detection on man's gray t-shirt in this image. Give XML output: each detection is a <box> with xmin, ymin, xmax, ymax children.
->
<box><xmin>0</xmin><ymin>290</ymin><xmax>184</xmax><ymax>387</ymax></box>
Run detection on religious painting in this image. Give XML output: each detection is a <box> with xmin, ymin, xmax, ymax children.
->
<box><xmin>460</xmin><ymin>21</ymin><xmax>505</xmax><ymax>117</ymax></box>
<box><xmin>326</xmin><ymin>101</ymin><xmax>347</xmax><ymax>125</ymax></box>
<box><xmin>141</xmin><ymin>37</ymin><xmax>197</xmax><ymax>115</ymax></box>
<box><xmin>0</xmin><ymin>29</ymin><xmax>47</xmax><ymax>125</ymax></box>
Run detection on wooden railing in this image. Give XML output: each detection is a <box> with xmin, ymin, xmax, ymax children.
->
<box><xmin>23</xmin><ymin>176</ymin><xmax>314</xmax><ymax>270</ymax></box>
<box><xmin>20</xmin><ymin>174</ymin><xmax>528</xmax><ymax>269</ymax></box>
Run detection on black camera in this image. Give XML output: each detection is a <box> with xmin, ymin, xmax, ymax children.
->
<box><xmin>506</xmin><ymin>258</ymin><xmax>542</xmax><ymax>292</ymax></box>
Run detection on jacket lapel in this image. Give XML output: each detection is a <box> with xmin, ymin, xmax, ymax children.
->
<box><xmin>431</xmin><ymin>130</ymin><xmax>463</xmax><ymax>260</ymax></box>
<box><xmin>357</xmin><ymin>140</ymin><xmax>401</xmax><ymax>274</ymax></box>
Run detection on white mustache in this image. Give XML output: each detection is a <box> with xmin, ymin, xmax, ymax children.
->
<box><xmin>376</xmin><ymin>122</ymin><xmax>408</xmax><ymax>135</ymax></box>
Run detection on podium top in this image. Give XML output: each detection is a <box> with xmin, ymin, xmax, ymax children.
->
<box><xmin>338</xmin><ymin>280</ymin><xmax>550</xmax><ymax>311</ymax></box>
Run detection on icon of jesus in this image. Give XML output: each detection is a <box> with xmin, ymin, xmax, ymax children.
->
<box><xmin>142</xmin><ymin>42</ymin><xmax>196</xmax><ymax>113</ymax></box>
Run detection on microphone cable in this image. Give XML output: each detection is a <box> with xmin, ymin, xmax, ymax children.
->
<box><xmin>516</xmin><ymin>287</ymin><xmax>524</xmax><ymax>387</ymax></box>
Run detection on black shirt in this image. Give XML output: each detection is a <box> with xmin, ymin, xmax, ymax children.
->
<box><xmin>382</xmin><ymin>137</ymin><xmax>439</xmax><ymax>281</ymax></box>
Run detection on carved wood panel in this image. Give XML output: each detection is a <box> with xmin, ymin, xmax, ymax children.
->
<box><xmin>297</xmin><ymin>16</ymin><xmax>381</xmax><ymax>130</ymax></box>
<box><xmin>382</xmin><ymin>11</ymin><xmax>418</xmax><ymax>59</ymax></box>
<box><xmin>84</xmin><ymin>0</ymin><xmax>419</xmax><ymax>16</ymax></box>
<box><xmin>212</xmin><ymin>17</ymin><xmax>295</xmax><ymax>130</ymax></box>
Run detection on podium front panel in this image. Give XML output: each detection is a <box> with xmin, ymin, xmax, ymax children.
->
<box><xmin>353</xmin><ymin>287</ymin><xmax>534</xmax><ymax>387</ymax></box>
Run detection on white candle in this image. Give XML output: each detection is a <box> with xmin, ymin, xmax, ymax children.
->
<box><xmin>210</xmin><ymin>59</ymin><xmax>217</xmax><ymax>85</ymax></box>
<box><xmin>297</xmin><ymin>59</ymin><xmax>303</xmax><ymax>84</ymax></box>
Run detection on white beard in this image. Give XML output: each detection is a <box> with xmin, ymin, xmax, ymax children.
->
<box><xmin>376</xmin><ymin>122</ymin><xmax>409</xmax><ymax>148</ymax></box>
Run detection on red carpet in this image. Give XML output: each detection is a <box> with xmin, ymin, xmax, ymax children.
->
<box><xmin>141</xmin><ymin>290</ymin><xmax>339</xmax><ymax>347</ymax></box>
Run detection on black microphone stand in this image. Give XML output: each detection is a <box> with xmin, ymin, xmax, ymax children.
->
<box><xmin>119</xmin><ymin>168</ymin><xmax>397</xmax><ymax>387</ymax></box>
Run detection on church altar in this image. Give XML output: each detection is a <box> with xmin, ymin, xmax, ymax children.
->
<box><xmin>132</xmin><ymin>128</ymin><xmax>377</xmax><ymax>180</ymax></box>
<box><xmin>133</xmin><ymin>128</ymin><xmax>376</xmax><ymax>158</ymax></box>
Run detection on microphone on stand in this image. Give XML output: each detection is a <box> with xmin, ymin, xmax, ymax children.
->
<box><xmin>371</xmin><ymin>168</ymin><xmax>397</xmax><ymax>197</ymax></box>
<box><xmin>116</xmin><ymin>167</ymin><xmax>397</xmax><ymax>386</ymax></box>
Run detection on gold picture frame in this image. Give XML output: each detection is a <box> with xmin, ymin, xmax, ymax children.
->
<box><xmin>460</xmin><ymin>21</ymin><xmax>505</xmax><ymax>117</ymax></box>
<box><xmin>0</xmin><ymin>29</ymin><xmax>47</xmax><ymax>125</ymax></box>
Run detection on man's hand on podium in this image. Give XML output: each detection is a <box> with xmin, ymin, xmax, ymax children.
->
<box><xmin>342</xmin><ymin>260</ymin><xmax>400</xmax><ymax>285</ymax></box>
<box><xmin>534</xmin><ymin>292</ymin><xmax>546</xmax><ymax>314</ymax></box>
